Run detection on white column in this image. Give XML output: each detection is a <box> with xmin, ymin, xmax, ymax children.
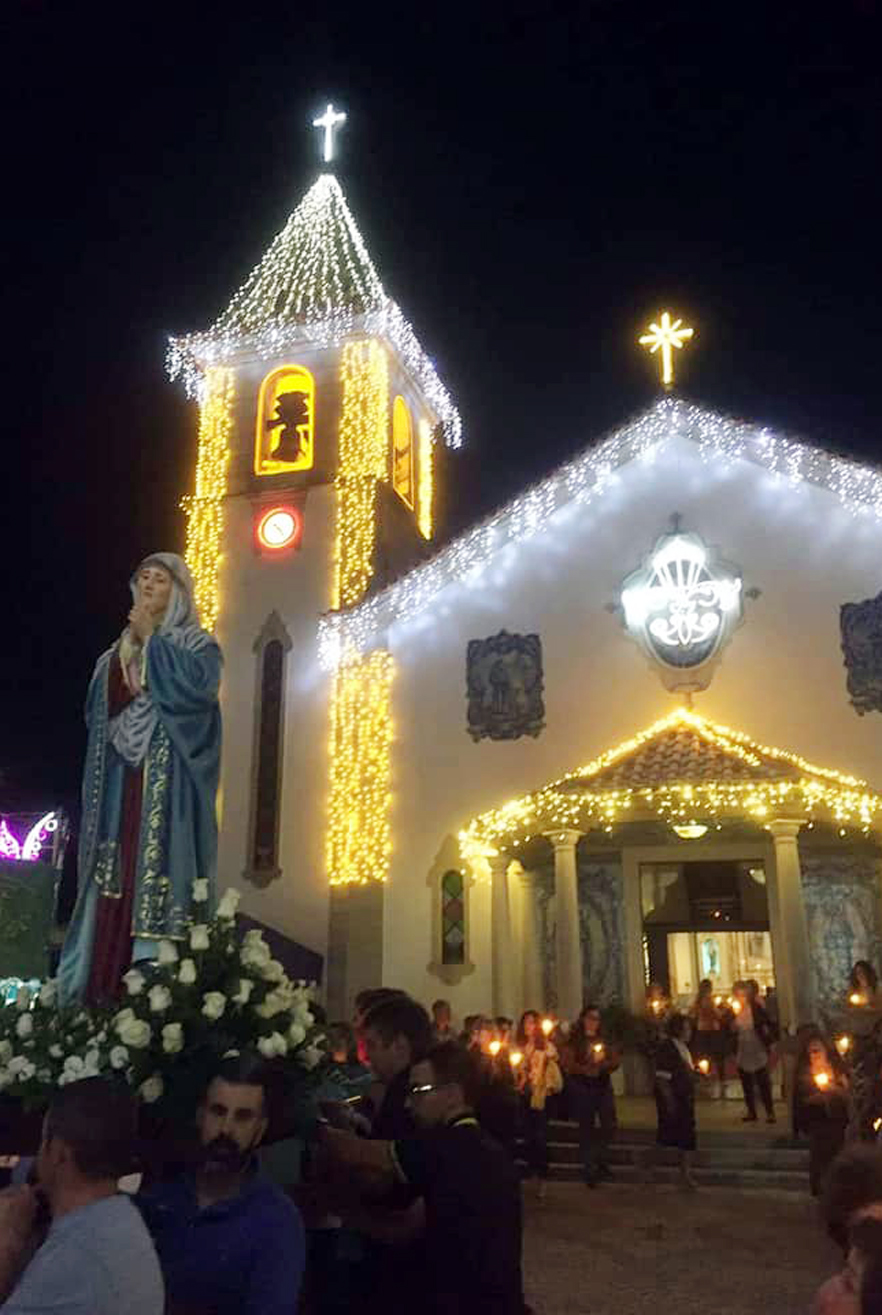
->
<box><xmin>515</xmin><ymin>868</ymin><xmax>545</xmax><ymax>1012</ymax></box>
<box><xmin>547</xmin><ymin>830</ymin><xmax>584</xmax><ymax>1021</ymax></box>
<box><xmin>768</xmin><ymin>820</ymin><xmax>813</xmax><ymax>1030</ymax></box>
<box><xmin>489</xmin><ymin>855</ymin><xmax>516</xmax><ymax>1019</ymax></box>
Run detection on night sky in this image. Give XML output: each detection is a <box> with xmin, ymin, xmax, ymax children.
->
<box><xmin>2</xmin><ymin>0</ymin><xmax>880</xmax><ymax>815</ymax></box>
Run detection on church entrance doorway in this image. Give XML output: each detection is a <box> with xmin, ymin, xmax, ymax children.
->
<box><xmin>641</xmin><ymin>858</ymin><xmax>776</xmax><ymax>1009</ymax></box>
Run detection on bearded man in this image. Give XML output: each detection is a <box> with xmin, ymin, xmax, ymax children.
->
<box><xmin>138</xmin><ymin>1054</ymin><xmax>304</xmax><ymax>1315</ymax></box>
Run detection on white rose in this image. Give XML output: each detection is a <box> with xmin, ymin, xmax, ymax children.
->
<box><xmin>117</xmin><ymin>1017</ymin><xmax>151</xmax><ymax>1050</ymax></box>
<box><xmin>84</xmin><ymin>1048</ymin><xmax>101</xmax><ymax>1071</ymax></box>
<box><xmin>157</xmin><ymin>940</ymin><xmax>179</xmax><ymax>967</ymax></box>
<box><xmin>232</xmin><ymin>979</ymin><xmax>254</xmax><ymax>1006</ymax></box>
<box><xmin>262</xmin><ymin>959</ymin><xmax>285</xmax><ymax>984</ymax></box>
<box><xmin>299</xmin><ymin>1044</ymin><xmax>322</xmax><ymax>1071</ymax></box>
<box><xmin>13</xmin><ymin>1059</ymin><xmax>35</xmax><ymax>1082</ymax></box>
<box><xmin>123</xmin><ymin>969</ymin><xmax>146</xmax><ymax>997</ymax></box>
<box><xmin>287</xmin><ymin>1021</ymin><xmax>306</xmax><ymax>1047</ymax></box>
<box><xmin>0</xmin><ymin>1040</ymin><xmax>11</xmax><ymax>1064</ymax></box>
<box><xmin>161</xmin><ymin>1023</ymin><xmax>184</xmax><ymax>1055</ymax></box>
<box><xmin>202</xmin><ymin>992</ymin><xmax>226</xmax><ymax>1022</ymax></box>
<box><xmin>256</xmin><ymin>990</ymin><xmax>286</xmax><ymax>1019</ymax></box>
<box><xmin>139</xmin><ymin>1074</ymin><xmax>164</xmax><ymax>1104</ymax></box>
<box><xmin>192</xmin><ymin>878</ymin><xmax>209</xmax><ymax>903</ymax></box>
<box><xmin>217</xmin><ymin>888</ymin><xmax>241</xmax><ymax>920</ymax></box>
<box><xmin>63</xmin><ymin>1055</ymin><xmax>85</xmax><ymax>1078</ymax></box>
<box><xmin>8</xmin><ymin>1056</ymin><xmax>32</xmax><ymax>1076</ymax></box>
<box><xmin>38</xmin><ymin>981</ymin><xmax>57</xmax><ymax>1008</ymax></box>
<box><xmin>110</xmin><ymin>1045</ymin><xmax>129</xmax><ymax>1070</ymax></box>
<box><xmin>49</xmin><ymin>1044</ymin><xmax>63</xmax><ymax>1060</ymax></box>
<box><xmin>257</xmin><ymin>1031</ymin><xmax>287</xmax><ymax>1059</ymax></box>
<box><xmin>15</xmin><ymin>986</ymin><xmax>31</xmax><ymax>1012</ymax></box>
<box><xmin>148</xmin><ymin>985</ymin><xmax>172</xmax><ymax>1014</ymax></box>
<box><xmin>178</xmin><ymin>958</ymin><xmax>197</xmax><ymax>986</ymax></box>
<box><xmin>190</xmin><ymin>925</ymin><xmax>210</xmax><ymax>952</ymax></box>
<box><xmin>16</xmin><ymin>1014</ymin><xmax>33</xmax><ymax>1039</ymax></box>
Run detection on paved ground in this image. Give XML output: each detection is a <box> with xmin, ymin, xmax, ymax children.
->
<box><xmin>521</xmin><ymin>1182</ymin><xmax>834</xmax><ymax>1315</ymax></box>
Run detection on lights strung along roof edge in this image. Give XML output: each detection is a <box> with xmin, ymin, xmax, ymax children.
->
<box><xmin>318</xmin><ymin>394</ymin><xmax>882</xmax><ymax>669</ymax></box>
<box><xmin>458</xmin><ymin>708</ymin><xmax>882</xmax><ymax>857</ymax></box>
<box><xmin>166</xmin><ymin>175</ymin><xmax>461</xmax><ymax>447</ymax></box>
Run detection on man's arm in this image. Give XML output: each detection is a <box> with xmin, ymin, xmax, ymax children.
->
<box><xmin>343</xmin><ymin>1198</ymin><xmax>425</xmax><ymax>1245</ymax></box>
<box><xmin>0</xmin><ymin>1189</ymin><xmax>38</xmax><ymax>1305</ymax></box>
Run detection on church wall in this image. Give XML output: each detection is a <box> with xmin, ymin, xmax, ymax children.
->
<box><xmin>801</xmin><ymin>844</ymin><xmax>882</xmax><ymax>1023</ymax></box>
<box><xmin>215</xmin><ymin>483</ymin><xmax>336</xmax><ymax>967</ymax></box>
<box><xmin>380</xmin><ymin>433</ymin><xmax>882</xmax><ymax>1013</ymax></box>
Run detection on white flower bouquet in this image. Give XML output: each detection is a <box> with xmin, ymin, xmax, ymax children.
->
<box><xmin>0</xmin><ymin>889</ymin><xmax>323</xmax><ymax>1133</ymax></box>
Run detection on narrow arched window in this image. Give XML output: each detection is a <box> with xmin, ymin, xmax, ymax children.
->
<box><xmin>392</xmin><ymin>396</ymin><xmax>414</xmax><ymax>508</ymax></box>
<box><xmin>246</xmin><ymin>613</ymin><xmax>291</xmax><ymax>887</ymax></box>
<box><xmin>441</xmin><ymin>869</ymin><xmax>466</xmax><ymax>966</ymax></box>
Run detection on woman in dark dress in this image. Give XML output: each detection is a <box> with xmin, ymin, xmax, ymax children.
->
<box><xmin>793</xmin><ymin>1031</ymin><xmax>850</xmax><ymax>1196</ymax></box>
<box><xmin>655</xmin><ymin>1013</ymin><xmax>698</xmax><ymax>1190</ymax></box>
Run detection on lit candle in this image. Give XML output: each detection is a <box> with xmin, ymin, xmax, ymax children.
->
<box><xmin>731</xmin><ymin>999</ymin><xmax>742</xmax><ymax>1015</ymax></box>
<box><xmin>873</xmin><ymin>1117</ymin><xmax>882</xmax><ymax>1134</ymax></box>
<box><xmin>651</xmin><ymin>1000</ymin><xmax>661</xmax><ymax>1014</ymax></box>
<box><xmin>713</xmin><ymin>996</ymin><xmax>723</xmax><ymax>1007</ymax></box>
<box><xmin>592</xmin><ymin>1042</ymin><xmax>605</xmax><ymax>1058</ymax></box>
<box><xmin>814</xmin><ymin>1071</ymin><xmax>831</xmax><ymax>1090</ymax></box>
<box><xmin>850</xmin><ymin>992</ymin><xmax>867</xmax><ymax>1007</ymax></box>
<box><xmin>835</xmin><ymin>1035</ymin><xmax>851</xmax><ymax>1057</ymax></box>
<box><xmin>509</xmin><ymin>1049</ymin><xmax>524</xmax><ymax>1068</ymax></box>
<box><xmin>488</xmin><ymin>1039</ymin><xmax>501</xmax><ymax>1057</ymax></box>
<box><xmin>541</xmin><ymin>1017</ymin><xmax>554</xmax><ymax>1037</ymax></box>
<box><xmin>697</xmin><ymin>1058</ymin><xmax>711</xmax><ymax>1075</ymax></box>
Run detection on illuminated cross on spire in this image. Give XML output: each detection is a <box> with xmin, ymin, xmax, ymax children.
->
<box><xmin>639</xmin><ymin>311</ymin><xmax>695</xmax><ymax>390</ymax></box>
<box><xmin>313</xmin><ymin>103</ymin><xmax>347</xmax><ymax>164</ymax></box>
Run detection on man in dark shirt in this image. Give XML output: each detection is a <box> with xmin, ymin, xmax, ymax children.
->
<box><xmin>139</xmin><ymin>1054</ymin><xmax>304</xmax><ymax>1315</ymax></box>
<box><xmin>361</xmin><ymin>995</ymin><xmax>431</xmax><ymax>1139</ymax></box>
<box><xmin>327</xmin><ymin>1042</ymin><xmax>526</xmax><ymax>1315</ymax></box>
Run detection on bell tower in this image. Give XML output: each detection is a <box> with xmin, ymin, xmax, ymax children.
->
<box><xmin>168</xmin><ymin>125</ymin><xmax>460</xmax><ymax>990</ymax></box>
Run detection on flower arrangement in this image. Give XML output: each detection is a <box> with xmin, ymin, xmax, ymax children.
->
<box><xmin>0</xmin><ymin>887</ymin><xmax>323</xmax><ymax>1122</ymax></box>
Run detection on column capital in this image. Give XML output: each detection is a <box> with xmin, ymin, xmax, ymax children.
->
<box><xmin>767</xmin><ymin>819</ymin><xmax>806</xmax><ymax>842</ymax></box>
<box><xmin>486</xmin><ymin>852</ymin><xmax>511</xmax><ymax>876</ymax></box>
<box><xmin>544</xmin><ymin>829</ymin><xmax>583</xmax><ymax>851</ymax></box>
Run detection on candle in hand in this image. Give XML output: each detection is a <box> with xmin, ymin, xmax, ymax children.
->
<box><xmin>697</xmin><ymin>1058</ymin><xmax>711</xmax><ymax>1075</ymax></box>
<box><xmin>731</xmin><ymin>999</ymin><xmax>742</xmax><ymax>1015</ymax></box>
<box><xmin>850</xmin><ymin>992</ymin><xmax>867</xmax><ymax>1007</ymax></box>
<box><xmin>814</xmin><ymin>1071</ymin><xmax>831</xmax><ymax>1090</ymax></box>
<box><xmin>509</xmin><ymin>1049</ymin><xmax>524</xmax><ymax>1068</ymax></box>
<box><xmin>541</xmin><ymin>1017</ymin><xmax>554</xmax><ymax>1037</ymax></box>
<box><xmin>592</xmin><ymin>1042</ymin><xmax>605</xmax><ymax>1059</ymax></box>
<box><xmin>488</xmin><ymin>1040</ymin><xmax>501</xmax><ymax>1057</ymax></box>
<box><xmin>835</xmin><ymin>1035</ymin><xmax>851</xmax><ymax>1057</ymax></box>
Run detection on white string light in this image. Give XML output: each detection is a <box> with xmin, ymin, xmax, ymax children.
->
<box><xmin>318</xmin><ymin>395</ymin><xmax>882</xmax><ymax>669</ymax></box>
<box><xmin>168</xmin><ymin>174</ymin><xmax>461</xmax><ymax>446</ymax></box>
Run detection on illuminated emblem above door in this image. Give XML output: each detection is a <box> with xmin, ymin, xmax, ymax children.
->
<box><xmin>620</xmin><ymin>524</ymin><xmax>745</xmax><ymax>691</ymax></box>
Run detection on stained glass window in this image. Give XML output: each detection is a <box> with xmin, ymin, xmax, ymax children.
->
<box><xmin>252</xmin><ymin>639</ymin><xmax>284</xmax><ymax>874</ymax></box>
<box><xmin>441</xmin><ymin>869</ymin><xmax>466</xmax><ymax>966</ymax></box>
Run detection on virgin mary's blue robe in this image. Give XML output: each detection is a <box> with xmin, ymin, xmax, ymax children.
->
<box><xmin>59</xmin><ymin>629</ymin><xmax>221</xmax><ymax>1002</ymax></box>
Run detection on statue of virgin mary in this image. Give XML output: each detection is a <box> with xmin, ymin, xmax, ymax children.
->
<box><xmin>59</xmin><ymin>553</ymin><xmax>222</xmax><ymax>1003</ymax></box>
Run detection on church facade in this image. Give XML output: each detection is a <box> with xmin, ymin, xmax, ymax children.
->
<box><xmin>170</xmin><ymin>169</ymin><xmax>882</xmax><ymax>1036</ymax></box>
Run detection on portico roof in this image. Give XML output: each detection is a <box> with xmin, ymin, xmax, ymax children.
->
<box><xmin>459</xmin><ymin>708</ymin><xmax>882</xmax><ymax>861</ymax></box>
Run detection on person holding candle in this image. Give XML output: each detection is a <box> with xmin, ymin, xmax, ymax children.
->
<box><xmin>850</xmin><ymin>963</ymin><xmax>882</xmax><ymax>1011</ymax></box>
<box><xmin>514</xmin><ymin>1010</ymin><xmax>563</xmax><ymax>1198</ymax></box>
<box><xmin>728</xmin><ymin>980</ymin><xmax>776</xmax><ymax>1123</ymax></box>
<box><xmin>654</xmin><ymin>1012</ymin><xmax>698</xmax><ymax>1190</ymax></box>
<box><xmin>794</xmin><ymin>1032</ymin><xmax>850</xmax><ymax>1195</ymax></box>
<box><xmin>689</xmin><ymin>979</ymin><xmax>724</xmax><ymax>1098</ymax></box>
<box><xmin>562</xmin><ymin>1004</ymin><xmax>620</xmax><ymax>1188</ymax></box>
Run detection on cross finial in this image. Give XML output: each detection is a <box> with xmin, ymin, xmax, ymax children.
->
<box><xmin>639</xmin><ymin>310</ymin><xmax>695</xmax><ymax>390</ymax></box>
<box><xmin>312</xmin><ymin>103</ymin><xmax>347</xmax><ymax>164</ymax></box>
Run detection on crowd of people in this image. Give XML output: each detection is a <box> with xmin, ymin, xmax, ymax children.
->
<box><xmin>5</xmin><ymin>966</ymin><xmax>882</xmax><ymax>1313</ymax></box>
